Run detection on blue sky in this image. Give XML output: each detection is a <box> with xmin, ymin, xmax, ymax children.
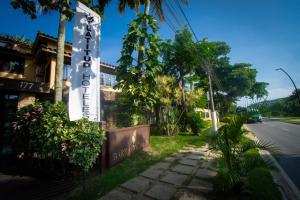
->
<box><xmin>0</xmin><ymin>0</ymin><xmax>299</xmax><ymax>104</ymax></box>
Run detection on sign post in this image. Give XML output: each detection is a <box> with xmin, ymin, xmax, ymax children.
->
<box><xmin>69</xmin><ymin>2</ymin><xmax>101</xmax><ymax>122</ymax></box>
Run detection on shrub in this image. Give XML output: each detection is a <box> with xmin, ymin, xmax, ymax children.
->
<box><xmin>208</xmin><ymin>114</ymin><xmax>279</xmax><ymax>192</ymax></box>
<box><xmin>130</xmin><ymin>113</ymin><xmax>147</xmax><ymax>126</ymax></box>
<box><xmin>246</xmin><ymin>168</ymin><xmax>281</xmax><ymax>200</ymax></box>
<box><xmin>14</xmin><ymin>102</ymin><xmax>105</xmax><ymax>172</ymax></box>
<box><xmin>186</xmin><ymin>111</ymin><xmax>208</xmax><ymax>134</ymax></box>
<box><xmin>114</xmin><ymin>93</ymin><xmax>148</xmax><ymax>128</ymax></box>
<box><xmin>201</xmin><ymin>120</ymin><xmax>212</xmax><ymax>129</ymax></box>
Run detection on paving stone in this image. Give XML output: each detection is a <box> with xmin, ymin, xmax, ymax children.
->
<box><xmin>179</xmin><ymin>149</ymin><xmax>191</xmax><ymax>153</ymax></box>
<box><xmin>121</xmin><ymin>176</ymin><xmax>152</xmax><ymax>193</ymax></box>
<box><xmin>195</xmin><ymin>169</ymin><xmax>217</xmax><ymax>179</ymax></box>
<box><xmin>98</xmin><ymin>189</ymin><xmax>132</xmax><ymax>200</ymax></box>
<box><xmin>141</xmin><ymin>168</ymin><xmax>164</xmax><ymax>180</ymax></box>
<box><xmin>179</xmin><ymin>158</ymin><xmax>199</xmax><ymax>167</ymax></box>
<box><xmin>177</xmin><ymin>191</ymin><xmax>208</xmax><ymax>200</ymax></box>
<box><xmin>188</xmin><ymin>178</ymin><xmax>213</xmax><ymax>193</ymax></box>
<box><xmin>172</xmin><ymin>164</ymin><xmax>196</xmax><ymax>175</ymax></box>
<box><xmin>145</xmin><ymin>183</ymin><xmax>176</xmax><ymax>200</ymax></box>
<box><xmin>172</xmin><ymin>153</ymin><xmax>186</xmax><ymax>158</ymax></box>
<box><xmin>164</xmin><ymin>156</ymin><xmax>177</xmax><ymax>162</ymax></box>
<box><xmin>185</xmin><ymin>154</ymin><xmax>204</xmax><ymax>160</ymax></box>
<box><xmin>132</xmin><ymin>194</ymin><xmax>154</xmax><ymax>200</ymax></box>
<box><xmin>200</xmin><ymin>161</ymin><xmax>215</xmax><ymax>169</ymax></box>
<box><xmin>207</xmin><ymin>152</ymin><xmax>220</xmax><ymax>159</ymax></box>
<box><xmin>151</xmin><ymin>162</ymin><xmax>171</xmax><ymax>170</ymax></box>
<box><xmin>160</xmin><ymin>171</ymin><xmax>189</xmax><ymax>186</ymax></box>
<box><xmin>190</xmin><ymin>149</ymin><xmax>204</xmax><ymax>154</ymax></box>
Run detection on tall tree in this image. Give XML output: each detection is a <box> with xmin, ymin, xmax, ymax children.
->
<box><xmin>116</xmin><ymin>13</ymin><xmax>160</xmax><ymax>120</ymax></box>
<box><xmin>160</xmin><ymin>28</ymin><xmax>196</xmax><ymax>111</ymax></box>
<box><xmin>11</xmin><ymin>0</ymin><xmax>101</xmax><ymax>103</ymax></box>
<box><xmin>99</xmin><ymin>0</ymin><xmax>189</xmax><ymax>74</ymax></box>
<box><xmin>194</xmin><ymin>39</ymin><xmax>268</xmax><ymax>116</ymax></box>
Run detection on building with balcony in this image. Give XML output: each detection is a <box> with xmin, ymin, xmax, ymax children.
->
<box><xmin>0</xmin><ymin>32</ymin><xmax>118</xmax><ymax>157</ymax></box>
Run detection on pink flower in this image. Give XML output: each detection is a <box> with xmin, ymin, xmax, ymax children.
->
<box><xmin>61</xmin><ymin>143</ymin><xmax>68</xmax><ymax>151</ymax></box>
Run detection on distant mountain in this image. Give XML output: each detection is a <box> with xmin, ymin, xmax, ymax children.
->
<box><xmin>249</xmin><ymin>97</ymin><xmax>287</xmax><ymax>109</ymax></box>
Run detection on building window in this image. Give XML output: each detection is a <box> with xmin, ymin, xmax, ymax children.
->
<box><xmin>205</xmin><ymin>111</ymin><xmax>210</xmax><ymax>119</ymax></box>
<box><xmin>63</xmin><ymin>64</ymin><xmax>70</xmax><ymax>80</ymax></box>
<box><xmin>0</xmin><ymin>55</ymin><xmax>24</xmax><ymax>74</ymax></box>
<box><xmin>100</xmin><ymin>72</ymin><xmax>117</xmax><ymax>87</ymax></box>
<box><xmin>0</xmin><ymin>41</ymin><xmax>13</xmax><ymax>49</ymax></box>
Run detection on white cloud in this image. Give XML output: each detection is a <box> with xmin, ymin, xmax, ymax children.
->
<box><xmin>267</xmin><ymin>87</ymin><xmax>294</xmax><ymax>100</ymax></box>
<box><xmin>237</xmin><ymin>87</ymin><xmax>293</xmax><ymax>107</ymax></box>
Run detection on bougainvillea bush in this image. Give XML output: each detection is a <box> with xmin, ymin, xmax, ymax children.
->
<box><xmin>13</xmin><ymin>102</ymin><xmax>105</xmax><ymax>172</ymax></box>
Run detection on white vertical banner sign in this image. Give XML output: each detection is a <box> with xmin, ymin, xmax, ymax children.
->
<box><xmin>69</xmin><ymin>2</ymin><xmax>101</xmax><ymax>122</ymax></box>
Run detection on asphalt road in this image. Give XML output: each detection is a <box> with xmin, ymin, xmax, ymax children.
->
<box><xmin>246</xmin><ymin>120</ymin><xmax>300</xmax><ymax>190</ymax></box>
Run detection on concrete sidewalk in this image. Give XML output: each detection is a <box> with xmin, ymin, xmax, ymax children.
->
<box><xmin>99</xmin><ymin>144</ymin><xmax>218</xmax><ymax>200</ymax></box>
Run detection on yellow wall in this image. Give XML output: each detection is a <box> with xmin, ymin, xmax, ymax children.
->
<box><xmin>0</xmin><ymin>56</ymin><xmax>35</xmax><ymax>81</ymax></box>
<box><xmin>49</xmin><ymin>57</ymin><xmax>56</xmax><ymax>89</ymax></box>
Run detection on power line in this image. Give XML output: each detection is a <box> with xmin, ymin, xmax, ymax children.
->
<box><xmin>173</xmin><ymin>0</ymin><xmax>225</xmax><ymax>92</ymax></box>
<box><xmin>174</xmin><ymin>0</ymin><xmax>198</xmax><ymax>41</ymax></box>
<box><xmin>164</xmin><ymin>14</ymin><xmax>177</xmax><ymax>33</ymax></box>
<box><xmin>165</xmin><ymin>0</ymin><xmax>185</xmax><ymax>28</ymax></box>
<box><xmin>152</xmin><ymin>0</ymin><xmax>177</xmax><ymax>33</ymax></box>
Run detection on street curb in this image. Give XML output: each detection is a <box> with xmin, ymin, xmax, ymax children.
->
<box><xmin>244</xmin><ymin>125</ymin><xmax>300</xmax><ymax>200</ymax></box>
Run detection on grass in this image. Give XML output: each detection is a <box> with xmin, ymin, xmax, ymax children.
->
<box><xmin>68</xmin><ymin>132</ymin><xmax>207</xmax><ymax>200</ymax></box>
<box><xmin>246</xmin><ymin>167</ymin><xmax>282</xmax><ymax>200</ymax></box>
<box><xmin>270</xmin><ymin>117</ymin><xmax>300</xmax><ymax>125</ymax></box>
<box><xmin>278</xmin><ymin>119</ymin><xmax>300</xmax><ymax>125</ymax></box>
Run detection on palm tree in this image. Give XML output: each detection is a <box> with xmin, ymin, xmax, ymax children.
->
<box><xmin>99</xmin><ymin>0</ymin><xmax>188</xmax><ymax>19</ymax></box>
<box><xmin>208</xmin><ymin>114</ymin><xmax>279</xmax><ymax>191</ymax></box>
<box><xmin>11</xmin><ymin>0</ymin><xmax>101</xmax><ymax>103</ymax></box>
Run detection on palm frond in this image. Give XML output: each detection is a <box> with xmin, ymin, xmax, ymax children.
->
<box><xmin>98</xmin><ymin>0</ymin><xmax>112</xmax><ymax>13</ymax></box>
<box><xmin>217</xmin><ymin>166</ymin><xmax>241</xmax><ymax>191</ymax></box>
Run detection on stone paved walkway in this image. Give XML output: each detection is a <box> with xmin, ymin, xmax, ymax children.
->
<box><xmin>99</xmin><ymin>144</ymin><xmax>218</xmax><ymax>200</ymax></box>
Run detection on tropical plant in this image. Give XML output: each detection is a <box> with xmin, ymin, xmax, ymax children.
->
<box><xmin>160</xmin><ymin>106</ymin><xmax>180</xmax><ymax>136</ymax></box>
<box><xmin>0</xmin><ymin>34</ymin><xmax>33</xmax><ymax>46</ymax></box>
<box><xmin>13</xmin><ymin>102</ymin><xmax>105</xmax><ymax>172</ymax></box>
<box><xmin>99</xmin><ymin>0</ymin><xmax>189</xmax><ymax>20</ymax></box>
<box><xmin>160</xmin><ymin>27</ymin><xmax>197</xmax><ymax>107</ymax></box>
<box><xmin>208</xmin><ymin>114</ymin><xmax>279</xmax><ymax>192</ymax></box>
<box><xmin>115</xmin><ymin>13</ymin><xmax>161</xmax><ymax>120</ymax></box>
<box><xmin>154</xmin><ymin>75</ymin><xmax>181</xmax><ymax>128</ymax></box>
<box><xmin>186</xmin><ymin>88</ymin><xmax>207</xmax><ymax>110</ymax></box>
<box><xmin>186</xmin><ymin>111</ymin><xmax>209</xmax><ymax>134</ymax></box>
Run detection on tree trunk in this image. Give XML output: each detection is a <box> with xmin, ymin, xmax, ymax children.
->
<box><xmin>178</xmin><ymin>73</ymin><xmax>188</xmax><ymax>131</ymax></box>
<box><xmin>54</xmin><ymin>6</ymin><xmax>67</xmax><ymax>103</ymax></box>
<box><xmin>137</xmin><ymin>0</ymin><xmax>150</xmax><ymax>70</ymax></box>
<box><xmin>155</xmin><ymin>104</ymin><xmax>161</xmax><ymax>127</ymax></box>
<box><xmin>144</xmin><ymin>0</ymin><xmax>151</xmax><ymax>15</ymax></box>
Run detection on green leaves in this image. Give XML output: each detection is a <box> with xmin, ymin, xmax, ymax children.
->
<box><xmin>209</xmin><ymin>114</ymin><xmax>279</xmax><ymax>192</ymax></box>
<box><xmin>116</xmin><ymin>13</ymin><xmax>161</xmax><ymax>114</ymax></box>
<box><xmin>14</xmin><ymin>102</ymin><xmax>105</xmax><ymax>172</ymax></box>
<box><xmin>10</xmin><ymin>0</ymin><xmax>101</xmax><ymax>20</ymax></box>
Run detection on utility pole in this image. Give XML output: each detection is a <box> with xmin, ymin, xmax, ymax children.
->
<box><xmin>206</xmin><ymin>62</ymin><xmax>218</xmax><ymax>132</ymax></box>
<box><xmin>276</xmin><ymin>68</ymin><xmax>300</xmax><ymax>106</ymax></box>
